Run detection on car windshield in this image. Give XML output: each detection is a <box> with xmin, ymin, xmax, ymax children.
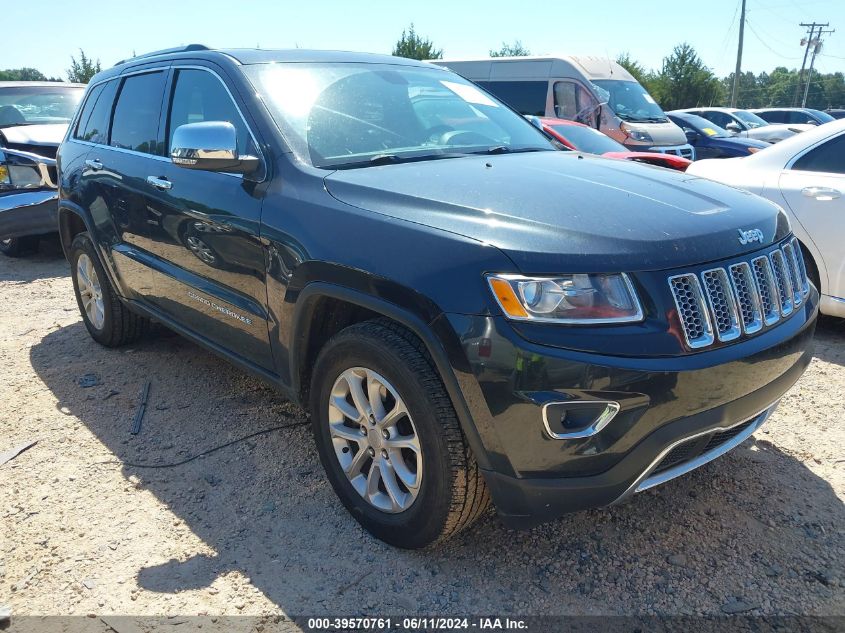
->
<box><xmin>673</xmin><ymin>114</ymin><xmax>729</xmax><ymax>138</ymax></box>
<box><xmin>806</xmin><ymin>109</ymin><xmax>835</xmax><ymax>123</ymax></box>
<box><xmin>731</xmin><ymin>110</ymin><xmax>769</xmax><ymax>128</ymax></box>
<box><xmin>591</xmin><ymin>80</ymin><xmax>666</xmax><ymax>123</ymax></box>
<box><xmin>0</xmin><ymin>85</ymin><xmax>84</xmax><ymax>126</ymax></box>
<box><xmin>245</xmin><ymin>63</ymin><xmax>555</xmax><ymax>169</ymax></box>
<box><xmin>549</xmin><ymin>124</ymin><xmax>625</xmax><ymax>154</ymax></box>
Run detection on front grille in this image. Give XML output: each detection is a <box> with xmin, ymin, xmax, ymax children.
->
<box><xmin>669</xmin><ymin>240</ymin><xmax>809</xmax><ymax>349</ymax></box>
<box><xmin>679</xmin><ymin>147</ymin><xmax>695</xmax><ymax>160</ymax></box>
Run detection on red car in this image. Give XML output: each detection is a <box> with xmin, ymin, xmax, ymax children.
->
<box><xmin>536</xmin><ymin>117</ymin><xmax>692</xmax><ymax>171</ymax></box>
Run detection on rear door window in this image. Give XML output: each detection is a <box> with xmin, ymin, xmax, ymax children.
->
<box><xmin>792</xmin><ymin>135</ymin><xmax>845</xmax><ymax>174</ymax></box>
<box><xmin>477</xmin><ymin>81</ymin><xmax>547</xmax><ymax>116</ymax></box>
<box><xmin>75</xmin><ymin>80</ymin><xmax>118</xmax><ymax>144</ymax></box>
<box><xmin>110</xmin><ymin>71</ymin><xmax>167</xmax><ymax>154</ymax></box>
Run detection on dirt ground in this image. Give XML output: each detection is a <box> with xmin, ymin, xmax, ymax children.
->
<box><xmin>1</xmin><ymin>241</ymin><xmax>843</xmax><ymax>625</ymax></box>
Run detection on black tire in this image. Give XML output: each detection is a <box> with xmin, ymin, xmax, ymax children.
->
<box><xmin>0</xmin><ymin>236</ymin><xmax>39</xmax><ymax>257</ymax></box>
<box><xmin>69</xmin><ymin>232</ymin><xmax>149</xmax><ymax>347</ymax></box>
<box><xmin>310</xmin><ymin>318</ymin><xmax>490</xmax><ymax>549</ymax></box>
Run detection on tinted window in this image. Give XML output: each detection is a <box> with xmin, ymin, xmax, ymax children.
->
<box><xmin>477</xmin><ymin>81</ymin><xmax>547</xmax><ymax>116</ymax></box>
<box><xmin>701</xmin><ymin>111</ymin><xmax>733</xmax><ymax>128</ymax></box>
<box><xmin>73</xmin><ymin>84</ymin><xmax>104</xmax><ymax>139</ymax></box>
<box><xmin>75</xmin><ymin>80</ymin><xmax>118</xmax><ymax>144</ymax></box>
<box><xmin>553</xmin><ymin>81</ymin><xmax>599</xmax><ymax>126</ymax></box>
<box><xmin>761</xmin><ymin>111</ymin><xmax>785</xmax><ymax>123</ymax></box>
<box><xmin>110</xmin><ymin>72</ymin><xmax>166</xmax><ymax>154</ymax></box>
<box><xmin>167</xmin><ymin>69</ymin><xmax>254</xmax><ymax>155</ymax></box>
<box><xmin>792</xmin><ymin>134</ymin><xmax>845</xmax><ymax>174</ymax></box>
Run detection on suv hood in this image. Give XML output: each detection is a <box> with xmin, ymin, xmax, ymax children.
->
<box><xmin>0</xmin><ymin>123</ymin><xmax>68</xmax><ymax>147</ymax></box>
<box><xmin>324</xmin><ymin>152</ymin><xmax>790</xmax><ymax>273</ymax></box>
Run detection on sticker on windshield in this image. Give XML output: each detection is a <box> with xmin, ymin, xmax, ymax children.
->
<box><xmin>702</xmin><ymin>127</ymin><xmax>718</xmax><ymax>136</ymax></box>
<box><xmin>643</xmin><ymin>93</ymin><xmax>657</xmax><ymax>104</ymax></box>
<box><xmin>440</xmin><ymin>81</ymin><xmax>499</xmax><ymax>107</ymax></box>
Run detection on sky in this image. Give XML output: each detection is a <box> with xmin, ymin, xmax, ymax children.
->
<box><xmin>3</xmin><ymin>0</ymin><xmax>844</xmax><ymax>81</ymax></box>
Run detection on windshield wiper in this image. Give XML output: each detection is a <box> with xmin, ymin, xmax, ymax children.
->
<box><xmin>369</xmin><ymin>153</ymin><xmax>404</xmax><ymax>165</ymax></box>
<box><xmin>477</xmin><ymin>146</ymin><xmax>551</xmax><ymax>155</ymax></box>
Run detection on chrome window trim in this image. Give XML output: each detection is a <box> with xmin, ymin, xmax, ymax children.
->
<box><xmin>785</xmin><ymin>130</ymin><xmax>845</xmax><ymax>171</ymax></box>
<box><xmin>66</xmin><ymin>64</ymin><xmax>266</xmax><ymax>180</ymax></box>
<box><xmin>541</xmin><ymin>400</ymin><xmax>621</xmax><ymax>440</ymax></box>
<box><xmin>611</xmin><ymin>401</ymin><xmax>779</xmax><ymax>506</ymax></box>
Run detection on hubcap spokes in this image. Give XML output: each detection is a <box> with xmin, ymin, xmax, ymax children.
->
<box><xmin>328</xmin><ymin>367</ymin><xmax>422</xmax><ymax>513</ymax></box>
<box><xmin>76</xmin><ymin>254</ymin><xmax>105</xmax><ymax>330</ymax></box>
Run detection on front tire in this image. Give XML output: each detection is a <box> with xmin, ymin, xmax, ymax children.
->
<box><xmin>310</xmin><ymin>319</ymin><xmax>490</xmax><ymax>548</ymax></box>
<box><xmin>69</xmin><ymin>232</ymin><xmax>149</xmax><ymax>346</ymax></box>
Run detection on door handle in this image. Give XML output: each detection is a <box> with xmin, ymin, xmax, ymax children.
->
<box><xmin>146</xmin><ymin>176</ymin><xmax>172</xmax><ymax>191</ymax></box>
<box><xmin>802</xmin><ymin>186</ymin><xmax>841</xmax><ymax>201</ymax></box>
<box><xmin>84</xmin><ymin>158</ymin><xmax>103</xmax><ymax>171</ymax></box>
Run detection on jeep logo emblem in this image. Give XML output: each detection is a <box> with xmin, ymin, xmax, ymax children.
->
<box><xmin>738</xmin><ymin>228</ymin><xmax>764</xmax><ymax>245</ymax></box>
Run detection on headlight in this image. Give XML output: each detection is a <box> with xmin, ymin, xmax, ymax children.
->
<box><xmin>620</xmin><ymin>123</ymin><xmax>653</xmax><ymax>144</ymax></box>
<box><xmin>0</xmin><ymin>152</ymin><xmax>44</xmax><ymax>191</ymax></box>
<box><xmin>487</xmin><ymin>273</ymin><xmax>644</xmax><ymax>324</ymax></box>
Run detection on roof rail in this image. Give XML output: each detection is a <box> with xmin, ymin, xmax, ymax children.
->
<box><xmin>114</xmin><ymin>44</ymin><xmax>210</xmax><ymax>66</ymax></box>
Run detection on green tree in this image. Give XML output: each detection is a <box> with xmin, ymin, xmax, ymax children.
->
<box><xmin>721</xmin><ymin>70</ymin><xmax>761</xmax><ymax>108</ymax></box>
<box><xmin>67</xmin><ymin>49</ymin><xmax>101</xmax><ymax>83</ymax></box>
<box><xmin>0</xmin><ymin>68</ymin><xmax>48</xmax><ymax>81</ymax></box>
<box><xmin>490</xmin><ymin>40</ymin><xmax>531</xmax><ymax>57</ymax></box>
<box><xmin>651</xmin><ymin>43</ymin><xmax>723</xmax><ymax>110</ymax></box>
<box><xmin>615</xmin><ymin>52</ymin><xmax>649</xmax><ymax>86</ymax></box>
<box><xmin>392</xmin><ymin>24</ymin><xmax>442</xmax><ymax>60</ymax></box>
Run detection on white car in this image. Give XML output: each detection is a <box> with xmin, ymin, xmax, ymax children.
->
<box><xmin>687</xmin><ymin>119</ymin><xmax>845</xmax><ymax>317</ymax></box>
<box><xmin>676</xmin><ymin>107</ymin><xmax>812</xmax><ymax>143</ymax></box>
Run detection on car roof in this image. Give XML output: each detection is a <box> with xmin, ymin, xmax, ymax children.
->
<box><xmin>0</xmin><ymin>81</ymin><xmax>86</xmax><ymax>88</ymax></box>
<box><xmin>749</xmin><ymin>108</ymin><xmax>809</xmax><ymax>113</ymax></box>
<box><xmin>743</xmin><ymin>117</ymin><xmax>845</xmax><ymax>164</ymax></box>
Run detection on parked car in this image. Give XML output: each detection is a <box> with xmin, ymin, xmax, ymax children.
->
<box><xmin>750</xmin><ymin>108</ymin><xmax>835</xmax><ymax>126</ymax></box>
<box><xmin>0</xmin><ymin>81</ymin><xmax>85</xmax><ymax>256</ymax></box>
<box><xmin>687</xmin><ymin>118</ymin><xmax>845</xmax><ymax>318</ymax></box>
<box><xmin>532</xmin><ymin>116</ymin><xmax>691</xmax><ymax>170</ymax></box>
<box><xmin>433</xmin><ymin>56</ymin><xmax>694</xmax><ymax>158</ymax></box>
<box><xmin>667</xmin><ymin>111</ymin><xmax>770</xmax><ymax>159</ymax></box>
<box><xmin>59</xmin><ymin>46</ymin><xmax>817</xmax><ymax>548</ymax></box>
<box><xmin>825</xmin><ymin>109</ymin><xmax>845</xmax><ymax>120</ymax></box>
<box><xmin>678</xmin><ymin>107</ymin><xmax>812</xmax><ymax>143</ymax></box>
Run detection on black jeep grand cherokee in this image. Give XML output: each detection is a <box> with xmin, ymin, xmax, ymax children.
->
<box><xmin>57</xmin><ymin>46</ymin><xmax>817</xmax><ymax>548</ymax></box>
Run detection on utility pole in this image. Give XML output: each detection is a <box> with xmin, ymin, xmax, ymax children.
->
<box><xmin>730</xmin><ymin>0</ymin><xmax>746</xmax><ymax>108</ymax></box>
<box><xmin>793</xmin><ymin>24</ymin><xmax>818</xmax><ymax>106</ymax></box>
<box><xmin>801</xmin><ymin>24</ymin><xmax>835</xmax><ymax>107</ymax></box>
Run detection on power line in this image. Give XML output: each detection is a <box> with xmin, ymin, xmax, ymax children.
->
<box><xmin>745</xmin><ymin>19</ymin><xmax>802</xmax><ymax>59</ymax></box>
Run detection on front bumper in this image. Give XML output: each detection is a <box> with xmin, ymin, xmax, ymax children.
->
<box><xmin>444</xmin><ymin>286</ymin><xmax>817</xmax><ymax>528</ymax></box>
<box><xmin>0</xmin><ymin>189</ymin><xmax>59</xmax><ymax>239</ymax></box>
<box><xmin>631</xmin><ymin>143</ymin><xmax>696</xmax><ymax>160</ymax></box>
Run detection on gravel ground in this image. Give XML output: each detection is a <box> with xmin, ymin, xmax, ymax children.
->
<box><xmin>1</xmin><ymin>241</ymin><xmax>844</xmax><ymax>623</ymax></box>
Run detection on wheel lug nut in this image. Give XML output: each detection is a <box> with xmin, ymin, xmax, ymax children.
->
<box><xmin>360</xmin><ymin>426</ymin><xmax>367</xmax><ymax>435</ymax></box>
<box><xmin>382</xmin><ymin>429</ymin><xmax>389</xmax><ymax>439</ymax></box>
<box><xmin>381</xmin><ymin>449</ymin><xmax>388</xmax><ymax>459</ymax></box>
<box><xmin>367</xmin><ymin>447</ymin><xmax>375</xmax><ymax>457</ymax></box>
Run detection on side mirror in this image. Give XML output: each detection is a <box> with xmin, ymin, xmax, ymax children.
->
<box><xmin>170</xmin><ymin>121</ymin><xmax>259</xmax><ymax>174</ymax></box>
<box><xmin>725</xmin><ymin>122</ymin><xmax>742</xmax><ymax>134</ymax></box>
<box><xmin>524</xmin><ymin>115</ymin><xmax>544</xmax><ymax>131</ymax></box>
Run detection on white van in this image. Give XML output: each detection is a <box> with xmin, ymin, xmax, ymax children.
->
<box><xmin>431</xmin><ymin>56</ymin><xmax>694</xmax><ymax>159</ymax></box>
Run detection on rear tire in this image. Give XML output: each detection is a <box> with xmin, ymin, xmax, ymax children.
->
<box><xmin>310</xmin><ymin>319</ymin><xmax>490</xmax><ymax>548</ymax></box>
<box><xmin>69</xmin><ymin>232</ymin><xmax>149</xmax><ymax>346</ymax></box>
<box><xmin>0</xmin><ymin>236</ymin><xmax>39</xmax><ymax>257</ymax></box>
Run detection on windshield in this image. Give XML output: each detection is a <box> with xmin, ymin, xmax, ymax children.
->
<box><xmin>591</xmin><ymin>80</ymin><xmax>666</xmax><ymax>123</ymax></box>
<box><xmin>549</xmin><ymin>124</ymin><xmax>625</xmax><ymax>154</ymax></box>
<box><xmin>0</xmin><ymin>85</ymin><xmax>84</xmax><ymax>126</ymax></box>
<box><xmin>246</xmin><ymin>63</ymin><xmax>555</xmax><ymax>169</ymax></box>
<box><xmin>731</xmin><ymin>110</ymin><xmax>769</xmax><ymax>128</ymax></box>
<box><xmin>807</xmin><ymin>109</ymin><xmax>835</xmax><ymax>123</ymax></box>
<box><xmin>672</xmin><ymin>114</ymin><xmax>728</xmax><ymax>138</ymax></box>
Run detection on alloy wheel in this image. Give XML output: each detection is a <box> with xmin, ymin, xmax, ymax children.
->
<box><xmin>76</xmin><ymin>253</ymin><xmax>105</xmax><ymax>330</ymax></box>
<box><xmin>327</xmin><ymin>367</ymin><xmax>422</xmax><ymax>513</ymax></box>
